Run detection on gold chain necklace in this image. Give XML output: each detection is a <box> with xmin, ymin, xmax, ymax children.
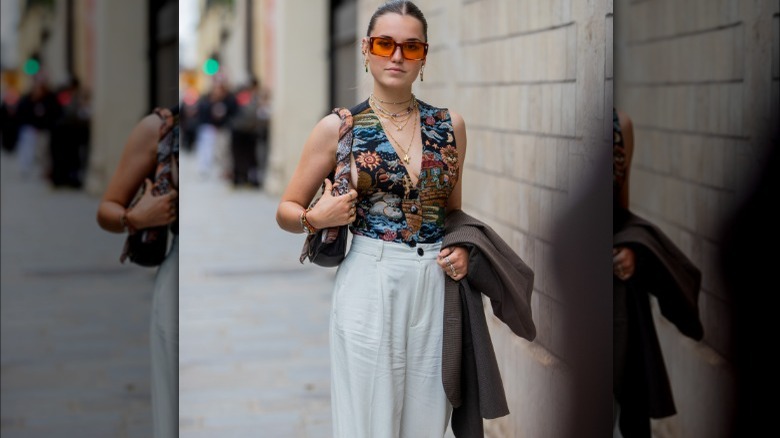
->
<box><xmin>374</xmin><ymin>106</ymin><xmax>416</xmax><ymax>131</ymax></box>
<box><xmin>370</xmin><ymin>95</ymin><xmax>416</xmax><ymax>118</ymax></box>
<box><xmin>377</xmin><ymin>107</ymin><xmax>418</xmax><ymax>164</ymax></box>
<box><xmin>371</xmin><ymin>93</ymin><xmax>414</xmax><ymax>106</ymax></box>
<box><xmin>370</xmin><ymin>95</ymin><xmax>418</xmax><ymax>131</ymax></box>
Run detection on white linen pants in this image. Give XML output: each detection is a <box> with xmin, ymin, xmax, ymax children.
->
<box><xmin>330</xmin><ymin>235</ymin><xmax>452</xmax><ymax>438</ymax></box>
<box><xmin>150</xmin><ymin>235</ymin><xmax>178</xmax><ymax>437</ymax></box>
<box><xmin>195</xmin><ymin>124</ymin><xmax>229</xmax><ymax>177</ymax></box>
<box><xmin>16</xmin><ymin>125</ymin><xmax>48</xmax><ymax>178</ymax></box>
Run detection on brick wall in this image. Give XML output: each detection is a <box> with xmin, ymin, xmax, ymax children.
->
<box><xmin>615</xmin><ymin>0</ymin><xmax>779</xmax><ymax>436</ymax></box>
<box><xmin>357</xmin><ymin>1</ymin><xmax>612</xmax><ymax>436</ymax></box>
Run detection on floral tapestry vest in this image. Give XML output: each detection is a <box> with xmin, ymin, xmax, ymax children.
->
<box><xmin>349</xmin><ymin>99</ymin><xmax>459</xmax><ymax>246</ymax></box>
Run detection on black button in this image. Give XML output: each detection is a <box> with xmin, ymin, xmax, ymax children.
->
<box><xmin>410</xmin><ymin>205</ymin><xmax>418</xmax><ymax>214</ymax></box>
<box><xmin>417</xmin><ymin>248</ymin><xmax>424</xmax><ymax>256</ymax></box>
<box><xmin>409</xmin><ymin>240</ymin><xmax>417</xmax><ymax>247</ymax></box>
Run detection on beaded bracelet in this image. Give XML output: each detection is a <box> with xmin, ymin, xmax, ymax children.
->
<box><xmin>120</xmin><ymin>209</ymin><xmax>138</xmax><ymax>234</ymax></box>
<box><xmin>300</xmin><ymin>208</ymin><xmax>318</xmax><ymax>235</ymax></box>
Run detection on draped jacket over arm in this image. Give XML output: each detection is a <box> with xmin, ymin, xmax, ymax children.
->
<box><xmin>613</xmin><ymin>208</ymin><xmax>704</xmax><ymax>437</ymax></box>
<box><xmin>441</xmin><ymin>210</ymin><xmax>536</xmax><ymax>437</ymax></box>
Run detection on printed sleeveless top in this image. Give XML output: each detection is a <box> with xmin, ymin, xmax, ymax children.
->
<box><xmin>613</xmin><ymin>108</ymin><xmax>627</xmax><ymax>199</ymax></box>
<box><xmin>613</xmin><ymin>108</ymin><xmax>629</xmax><ymax>231</ymax></box>
<box><xmin>349</xmin><ymin>99</ymin><xmax>459</xmax><ymax>246</ymax></box>
<box><xmin>153</xmin><ymin>107</ymin><xmax>179</xmax><ymax>235</ymax></box>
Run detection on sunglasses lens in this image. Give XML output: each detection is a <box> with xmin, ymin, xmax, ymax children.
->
<box><xmin>369</xmin><ymin>38</ymin><xmax>427</xmax><ymax>60</ymax></box>
<box><xmin>402</xmin><ymin>42</ymin><xmax>426</xmax><ymax>60</ymax></box>
<box><xmin>371</xmin><ymin>38</ymin><xmax>395</xmax><ymax>56</ymax></box>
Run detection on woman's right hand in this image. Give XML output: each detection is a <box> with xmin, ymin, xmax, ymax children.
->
<box><xmin>126</xmin><ymin>179</ymin><xmax>178</xmax><ymax>229</ymax></box>
<box><xmin>306</xmin><ymin>179</ymin><xmax>358</xmax><ymax>229</ymax></box>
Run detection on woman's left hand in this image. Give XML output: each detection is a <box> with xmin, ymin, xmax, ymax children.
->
<box><xmin>438</xmin><ymin>246</ymin><xmax>469</xmax><ymax>281</ymax></box>
<box><xmin>613</xmin><ymin>246</ymin><xmax>636</xmax><ymax>281</ymax></box>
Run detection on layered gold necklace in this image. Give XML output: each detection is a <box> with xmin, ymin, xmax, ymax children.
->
<box><xmin>369</xmin><ymin>96</ymin><xmax>418</xmax><ymax>165</ymax></box>
<box><xmin>370</xmin><ymin>94</ymin><xmax>418</xmax><ymax>131</ymax></box>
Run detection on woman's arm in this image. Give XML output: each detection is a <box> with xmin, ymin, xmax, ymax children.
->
<box><xmin>439</xmin><ymin>110</ymin><xmax>469</xmax><ymax>280</ymax></box>
<box><xmin>446</xmin><ymin>110</ymin><xmax>468</xmax><ymax>214</ymax></box>
<box><xmin>96</xmin><ymin>113</ymin><xmax>177</xmax><ymax>233</ymax></box>
<box><xmin>276</xmin><ymin>113</ymin><xmax>357</xmax><ymax>234</ymax></box>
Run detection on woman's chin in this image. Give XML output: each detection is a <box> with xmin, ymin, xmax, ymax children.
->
<box><xmin>376</xmin><ymin>76</ymin><xmax>415</xmax><ymax>89</ymax></box>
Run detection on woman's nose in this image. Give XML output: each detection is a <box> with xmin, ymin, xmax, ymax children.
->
<box><xmin>390</xmin><ymin>45</ymin><xmax>404</xmax><ymax>62</ymax></box>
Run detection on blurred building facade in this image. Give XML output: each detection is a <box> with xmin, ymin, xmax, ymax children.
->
<box><xmin>615</xmin><ymin>0</ymin><xmax>779</xmax><ymax>436</ymax></box>
<box><xmin>191</xmin><ymin>0</ymin><xmax>274</xmax><ymax>92</ymax></box>
<box><xmin>3</xmin><ymin>0</ymin><xmax>178</xmax><ymax>194</ymax></box>
<box><xmin>84</xmin><ymin>0</ymin><xmax>178</xmax><ymax>194</ymax></box>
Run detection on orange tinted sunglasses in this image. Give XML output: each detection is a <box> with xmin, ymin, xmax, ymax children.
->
<box><xmin>368</xmin><ymin>37</ymin><xmax>429</xmax><ymax>61</ymax></box>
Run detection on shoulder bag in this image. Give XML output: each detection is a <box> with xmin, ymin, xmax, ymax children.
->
<box><xmin>299</xmin><ymin>107</ymin><xmax>354</xmax><ymax>267</ymax></box>
<box><xmin>120</xmin><ymin>107</ymin><xmax>177</xmax><ymax>267</ymax></box>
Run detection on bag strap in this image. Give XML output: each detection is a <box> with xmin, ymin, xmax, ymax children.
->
<box><xmin>329</xmin><ymin>107</ymin><xmax>354</xmax><ymax>196</ymax></box>
<box><xmin>150</xmin><ymin>107</ymin><xmax>178</xmax><ymax>197</ymax></box>
<box><xmin>299</xmin><ymin>109</ymin><xmax>353</xmax><ymax>264</ymax></box>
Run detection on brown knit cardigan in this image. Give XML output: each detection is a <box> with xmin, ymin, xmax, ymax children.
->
<box><xmin>442</xmin><ymin>210</ymin><xmax>536</xmax><ymax>437</ymax></box>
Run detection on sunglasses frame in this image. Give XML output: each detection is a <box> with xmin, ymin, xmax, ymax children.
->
<box><xmin>368</xmin><ymin>36</ymin><xmax>429</xmax><ymax>61</ymax></box>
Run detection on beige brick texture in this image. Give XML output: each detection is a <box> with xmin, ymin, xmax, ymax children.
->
<box><xmin>349</xmin><ymin>1</ymin><xmax>611</xmax><ymax>435</ymax></box>
<box><xmin>355</xmin><ymin>0</ymin><xmax>612</xmax><ymax>436</ymax></box>
<box><xmin>616</xmin><ymin>0</ymin><xmax>779</xmax><ymax>435</ymax></box>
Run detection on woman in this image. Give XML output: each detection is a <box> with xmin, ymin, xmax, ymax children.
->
<box><xmin>96</xmin><ymin>106</ymin><xmax>179</xmax><ymax>438</ymax></box>
<box><xmin>276</xmin><ymin>2</ymin><xmax>467</xmax><ymax>436</ymax></box>
<box><xmin>612</xmin><ymin>108</ymin><xmax>704</xmax><ymax>437</ymax></box>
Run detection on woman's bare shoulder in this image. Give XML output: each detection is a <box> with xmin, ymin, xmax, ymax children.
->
<box><xmin>304</xmin><ymin>112</ymin><xmax>342</xmax><ymax>153</ymax></box>
<box><xmin>316</xmin><ymin>112</ymin><xmax>342</xmax><ymax>134</ymax></box>
<box><xmin>127</xmin><ymin>113</ymin><xmax>163</xmax><ymax>154</ymax></box>
<box><xmin>448</xmin><ymin>109</ymin><xmax>465</xmax><ymax>127</ymax></box>
<box><xmin>617</xmin><ymin>110</ymin><xmax>633</xmax><ymax>133</ymax></box>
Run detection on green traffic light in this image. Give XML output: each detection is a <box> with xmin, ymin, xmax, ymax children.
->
<box><xmin>203</xmin><ymin>58</ymin><xmax>220</xmax><ymax>75</ymax></box>
<box><xmin>23</xmin><ymin>58</ymin><xmax>40</xmax><ymax>75</ymax></box>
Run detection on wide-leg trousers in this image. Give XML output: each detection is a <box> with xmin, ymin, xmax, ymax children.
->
<box><xmin>330</xmin><ymin>235</ymin><xmax>452</xmax><ymax>438</ymax></box>
<box><xmin>150</xmin><ymin>235</ymin><xmax>178</xmax><ymax>438</ymax></box>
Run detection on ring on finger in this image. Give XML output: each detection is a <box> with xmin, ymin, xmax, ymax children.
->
<box><xmin>449</xmin><ymin>264</ymin><xmax>457</xmax><ymax>276</ymax></box>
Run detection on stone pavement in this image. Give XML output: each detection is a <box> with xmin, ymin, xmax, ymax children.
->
<box><xmin>178</xmin><ymin>150</ymin><xmax>457</xmax><ymax>438</ymax></box>
<box><xmin>0</xmin><ymin>151</ymin><xmax>157</xmax><ymax>437</ymax></box>
<box><xmin>178</xmin><ymin>149</ymin><xmax>335</xmax><ymax>437</ymax></box>
<box><xmin>178</xmin><ymin>148</ymin><xmax>337</xmax><ymax>437</ymax></box>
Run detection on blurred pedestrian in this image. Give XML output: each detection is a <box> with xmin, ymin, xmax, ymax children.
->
<box><xmin>0</xmin><ymin>79</ymin><xmax>21</xmax><ymax>153</ymax></box>
<box><xmin>96</xmin><ymin>106</ymin><xmax>179</xmax><ymax>438</ymax></box>
<box><xmin>195</xmin><ymin>75</ymin><xmax>237</xmax><ymax>179</ymax></box>
<box><xmin>14</xmin><ymin>72</ymin><xmax>62</xmax><ymax>179</ymax></box>
<box><xmin>180</xmin><ymin>85</ymin><xmax>199</xmax><ymax>153</ymax></box>
<box><xmin>612</xmin><ymin>108</ymin><xmax>705</xmax><ymax>437</ymax></box>
<box><xmin>229</xmin><ymin>77</ymin><xmax>266</xmax><ymax>187</ymax></box>
<box><xmin>49</xmin><ymin>76</ymin><xmax>91</xmax><ymax>188</ymax></box>
<box><xmin>276</xmin><ymin>1</ymin><xmax>535</xmax><ymax>436</ymax></box>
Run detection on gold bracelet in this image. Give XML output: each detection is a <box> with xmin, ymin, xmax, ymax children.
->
<box><xmin>120</xmin><ymin>209</ymin><xmax>138</xmax><ymax>234</ymax></box>
<box><xmin>300</xmin><ymin>208</ymin><xmax>318</xmax><ymax>235</ymax></box>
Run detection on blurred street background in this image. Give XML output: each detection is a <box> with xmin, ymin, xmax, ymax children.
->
<box><xmin>1</xmin><ymin>0</ymin><xmax>178</xmax><ymax>437</ymax></box>
<box><xmin>177</xmin><ymin>150</ymin><xmax>336</xmax><ymax>437</ymax></box>
<box><xmin>1</xmin><ymin>139</ymin><xmax>158</xmax><ymax>437</ymax></box>
<box><xmin>179</xmin><ymin>0</ymin><xmax>613</xmax><ymax>436</ymax></box>
<box><xmin>2</xmin><ymin>0</ymin><xmax>776</xmax><ymax>437</ymax></box>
